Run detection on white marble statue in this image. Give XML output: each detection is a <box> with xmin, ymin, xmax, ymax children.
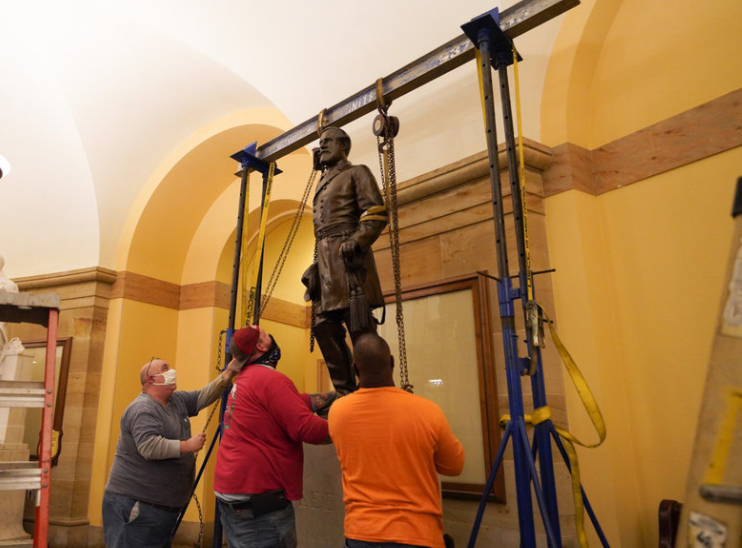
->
<box><xmin>0</xmin><ymin>254</ymin><xmax>30</xmax><ymax>543</ymax></box>
<box><xmin>0</xmin><ymin>253</ymin><xmax>18</xmax><ymax>293</ymax></box>
<box><xmin>0</xmin><ymin>253</ymin><xmax>19</xmax><ymax>353</ymax></box>
<box><xmin>0</xmin><ymin>253</ymin><xmax>22</xmax><ymax>375</ymax></box>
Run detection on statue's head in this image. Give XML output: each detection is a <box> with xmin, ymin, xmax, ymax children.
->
<box><xmin>319</xmin><ymin>126</ymin><xmax>351</xmax><ymax>167</ymax></box>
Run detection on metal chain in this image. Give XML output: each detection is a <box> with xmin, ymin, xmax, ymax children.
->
<box><xmin>376</xmin><ymin>123</ymin><xmax>411</xmax><ymax>392</ymax></box>
<box><xmin>260</xmin><ymin>168</ymin><xmax>318</xmax><ymax>314</ymax></box>
<box><xmin>216</xmin><ymin>329</ymin><xmax>224</xmax><ymax>372</ymax></box>
<box><xmin>192</xmin><ymin>329</ymin><xmax>223</xmax><ymax>548</ymax></box>
<box><xmin>201</xmin><ymin>330</ymin><xmax>225</xmax><ymax>435</ymax></box>
<box><xmin>191</xmin><ymin>492</ymin><xmax>204</xmax><ymax>548</ymax></box>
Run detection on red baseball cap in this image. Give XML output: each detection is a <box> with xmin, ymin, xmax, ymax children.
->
<box><xmin>229</xmin><ymin>326</ymin><xmax>260</xmax><ymax>368</ymax></box>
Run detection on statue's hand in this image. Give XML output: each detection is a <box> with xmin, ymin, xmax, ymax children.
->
<box><xmin>340</xmin><ymin>238</ymin><xmax>360</xmax><ymax>262</ymax></box>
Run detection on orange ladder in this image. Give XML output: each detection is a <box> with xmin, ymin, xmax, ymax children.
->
<box><xmin>0</xmin><ymin>292</ymin><xmax>60</xmax><ymax>548</ymax></box>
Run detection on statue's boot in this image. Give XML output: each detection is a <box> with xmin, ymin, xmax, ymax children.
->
<box><xmin>313</xmin><ymin>320</ymin><xmax>358</xmax><ymax>395</ymax></box>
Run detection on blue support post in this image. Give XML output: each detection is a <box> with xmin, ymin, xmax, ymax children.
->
<box><xmin>461</xmin><ymin>8</ymin><xmax>573</xmax><ymax>547</ymax></box>
<box><xmin>170</xmin><ymin>143</ymin><xmax>280</xmax><ymax>547</ymax></box>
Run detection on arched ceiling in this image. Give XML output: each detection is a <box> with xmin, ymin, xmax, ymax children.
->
<box><xmin>0</xmin><ymin>0</ymin><xmax>571</xmax><ymax>279</ymax></box>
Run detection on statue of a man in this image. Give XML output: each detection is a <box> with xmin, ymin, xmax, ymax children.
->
<box><xmin>0</xmin><ymin>254</ymin><xmax>18</xmax><ymax>295</ymax></box>
<box><xmin>302</xmin><ymin>127</ymin><xmax>389</xmax><ymax>394</ymax></box>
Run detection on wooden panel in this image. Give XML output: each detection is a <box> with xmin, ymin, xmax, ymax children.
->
<box><xmin>593</xmin><ymin>87</ymin><xmax>742</xmax><ymax>193</ymax></box>
<box><xmin>110</xmin><ymin>271</ymin><xmax>180</xmax><ymax>309</ymax></box>
<box><xmin>180</xmin><ymin>281</ymin><xmax>230</xmax><ymax>310</ymax></box>
<box><xmin>542</xmin><ymin>142</ymin><xmax>593</xmax><ymax>197</ymax></box>
<box><xmin>544</xmin><ymin>87</ymin><xmax>742</xmax><ymax>197</ymax></box>
<box><xmin>261</xmin><ymin>297</ymin><xmax>310</xmax><ymax>329</ymax></box>
<box><xmin>376</xmin><ymin>236</ymin><xmax>444</xmax><ymax>293</ymax></box>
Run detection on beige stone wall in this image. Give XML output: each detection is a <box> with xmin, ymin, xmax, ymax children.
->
<box><xmin>8</xmin><ymin>267</ymin><xmax>115</xmax><ymax>547</ymax></box>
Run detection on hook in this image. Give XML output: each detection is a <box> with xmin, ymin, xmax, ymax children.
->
<box><xmin>317</xmin><ymin>108</ymin><xmax>327</xmax><ymax>137</ymax></box>
<box><xmin>375</xmin><ymin>78</ymin><xmax>389</xmax><ymax>113</ymax></box>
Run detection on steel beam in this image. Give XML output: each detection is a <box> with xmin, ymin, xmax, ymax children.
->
<box><xmin>253</xmin><ymin>0</ymin><xmax>579</xmax><ymax>163</ymax></box>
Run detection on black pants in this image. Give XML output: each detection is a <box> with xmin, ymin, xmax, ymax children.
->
<box><xmin>313</xmin><ymin>308</ymin><xmax>377</xmax><ymax>395</ymax></box>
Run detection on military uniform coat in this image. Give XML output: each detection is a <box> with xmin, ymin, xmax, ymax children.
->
<box><xmin>311</xmin><ymin>159</ymin><xmax>387</xmax><ymax>315</ymax></box>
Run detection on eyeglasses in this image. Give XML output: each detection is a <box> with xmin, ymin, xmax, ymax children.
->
<box><xmin>145</xmin><ymin>357</ymin><xmax>159</xmax><ymax>379</ymax></box>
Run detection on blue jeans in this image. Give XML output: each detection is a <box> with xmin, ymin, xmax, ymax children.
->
<box><xmin>345</xmin><ymin>540</ymin><xmax>429</xmax><ymax>548</ymax></box>
<box><xmin>102</xmin><ymin>492</ymin><xmax>179</xmax><ymax>548</ymax></box>
<box><xmin>218</xmin><ymin>499</ymin><xmax>297</xmax><ymax>548</ymax></box>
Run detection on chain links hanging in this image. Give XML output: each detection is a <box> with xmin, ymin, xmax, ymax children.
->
<box><xmin>260</xmin><ymin>167</ymin><xmax>318</xmax><ymax>314</ymax></box>
<box><xmin>201</xmin><ymin>329</ymin><xmax>226</xmax><ymax>435</ymax></box>
<box><xmin>189</xmin><ymin>328</ymin><xmax>226</xmax><ymax>548</ymax></box>
<box><xmin>373</xmin><ymin>79</ymin><xmax>411</xmax><ymax>393</ymax></box>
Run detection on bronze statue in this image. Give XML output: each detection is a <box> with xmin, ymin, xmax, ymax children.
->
<box><xmin>302</xmin><ymin>126</ymin><xmax>389</xmax><ymax>394</ymax></box>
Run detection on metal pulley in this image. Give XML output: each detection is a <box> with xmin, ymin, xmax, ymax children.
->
<box><xmin>372</xmin><ymin>113</ymin><xmax>400</xmax><ymax>139</ymax></box>
<box><xmin>373</xmin><ymin>77</ymin><xmax>410</xmax><ymax>393</ymax></box>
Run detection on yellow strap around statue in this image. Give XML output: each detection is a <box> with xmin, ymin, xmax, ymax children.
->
<box><xmin>500</xmin><ymin>303</ymin><xmax>607</xmax><ymax>548</ymax></box>
<box><xmin>244</xmin><ymin>162</ymin><xmax>276</xmax><ymax>325</ymax></box>
<box><xmin>361</xmin><ymin>204</ymin><xmax>389</xmax><ymax>223</ymax></box>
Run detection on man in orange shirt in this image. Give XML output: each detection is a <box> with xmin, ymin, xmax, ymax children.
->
<box><xmin>328</xmin><ymin>333</ymin><xmax>465</xmax><ymax>548</ymax></box>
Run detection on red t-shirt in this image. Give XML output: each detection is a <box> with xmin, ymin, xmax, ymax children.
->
<box><xmin>329</xmin><ymin>387</ymin><xmax>465</xmax><ymax>548</ymax></box>
<box><xmin>214</xmin><ymin>364</ymin><xmax>328</xmax><ymax>499</ymax></box>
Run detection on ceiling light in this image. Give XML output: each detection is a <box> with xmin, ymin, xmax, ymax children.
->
<box><xmin>0</xmin><ymin>154</ymin><xmax>10</xmax><ymax>179</ymax></box>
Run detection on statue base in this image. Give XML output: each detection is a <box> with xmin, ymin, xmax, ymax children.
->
<box><xmin>296</xmin><ymin>443</ymin><xmax>345</xmax><ymax>547</ymax></box>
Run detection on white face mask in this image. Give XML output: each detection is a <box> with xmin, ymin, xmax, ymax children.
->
<box><xmin>152</xmin><ymin>369</ymin><xmax>177</xmax><ymax>386</ymax></box>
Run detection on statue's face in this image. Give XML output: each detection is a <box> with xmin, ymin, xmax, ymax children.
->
<box><xmin>319</xmin><ymin>130</ymin><xmax>347</xmax><ymax>166</ymax></box>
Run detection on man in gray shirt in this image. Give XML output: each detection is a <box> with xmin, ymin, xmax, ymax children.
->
<box><xmin>102</xmin><ymin>356</ymin><xmax>241</xmax><ymax>548</ymax></box>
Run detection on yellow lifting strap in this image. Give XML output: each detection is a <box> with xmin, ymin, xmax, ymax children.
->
<box><xmin>243</xmin><ymin>161</ymin><xmax>276</xmax><ymax>325</ymax></box>
<box><xmin>361</xmin><ymin>204</ymin><xmax>390</xmax><ymax>223</ymax></box>
<box><xmin>240</xmin><ymin>169</ymin><xmax>252</xmax><ymax>322</ymax></box>
<box><xmin>475</xmin><ymin>44</ymin><xmax>533</xmax><ymax>301</ymax></box>
<box><xmin>501</xmin><ymin>303</ymin><xmax>607</xmax><ymax>548</ymax></box>
<box><xmin>513</xmin><ymin>45</ymin><xmax>534</xmax><ymax>303</ymax></box>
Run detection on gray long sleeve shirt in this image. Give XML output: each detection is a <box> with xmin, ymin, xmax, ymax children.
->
<box><xmin>105</xmin><ymin>374</ymin><xmax>230</xmax><ymax>508</ymax></box>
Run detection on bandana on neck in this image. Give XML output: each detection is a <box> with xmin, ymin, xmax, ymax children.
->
<box><xmin>253</xmin><ymin>336</ymin><xmax>281</xmax><ymax>369</ymax></box>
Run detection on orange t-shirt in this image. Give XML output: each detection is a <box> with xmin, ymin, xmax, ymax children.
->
<box><xmin>328</xmin><ymin>387</ymin><xmax>465</xmax><ymax>548</ymax></box>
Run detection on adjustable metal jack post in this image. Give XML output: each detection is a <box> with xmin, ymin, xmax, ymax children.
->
<box><xmin>462</xmin><ymin>8</ymin><xmax>610</xmax><ymax>548</ymax></box>
<box><xmin>462</xmin><ymin>9</ymin><xmax>561</xmax><ymax>547</ymax></box>
<box><xmin>170</xmin><ymin>142</ymin><xmax>280</xmax><ymax>547</ymax></box>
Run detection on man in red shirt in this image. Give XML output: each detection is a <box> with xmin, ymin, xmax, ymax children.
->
<box><xmin>329</xmin><ymin>333</ymin><xmax>465</xmax><ymax>548</ymax></box>
<box><xmin>214</xmin><ymin>325</ymin><xmax>330</xmax><ymax>548</ymax></box>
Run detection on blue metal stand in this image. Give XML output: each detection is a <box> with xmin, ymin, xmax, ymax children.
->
<box><xmin>170</xmin><ymin>143</ymin><xmax>279</xmax><ymax>546</ymax></box>
<box><xmin>461</xmin><ymin>9</ymin><xmax>608</xmax><ymax>547</ymax></box>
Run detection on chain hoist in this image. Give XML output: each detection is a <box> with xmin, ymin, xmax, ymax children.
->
<box><xmin>373</xmin><ymin>79</ymin><xmax>412</xmax><ymax>393</ymax></box>
<box><xmin>188</xmin><ymin>328</ymin><xmax>226</xmax><ymax>548</ymax></box>
<box><xmin>260</xmin><ymin>167</ymin><xmax>318</xmax><ymax>314</ymax></box>
<box><xmin>200</xmin><ymin>330</ymin><xmax>227</xmax><ymax>436</ymax></box>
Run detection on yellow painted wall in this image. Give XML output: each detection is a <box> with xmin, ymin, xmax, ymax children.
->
<box><xmin>587</xmin><ymin>0</ymin><xmax>742</xmax><ymax>149</ymax></box>
<box><xmin>240</xmin><ymin>216</ymin><xmax>317</xmax><ymax>390</ymax></box>
<box><xmin>89</xmin><ymin>299</ymin><xmax>181</xmax><ymax>527</ymax></box>
<box><xmin>541</xmin><ymin>0</ymin><xmax>742</xmax><ymax>149</ymax></box>
<box><xmin>546</xmin><ymin>150</ymin><xmax>740</xmax><ymax>546</ymax></box>
<box><xmin>542</xmin><ymin>0</ymin><xmax>742</xmax><ymax>545</ymax></box>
